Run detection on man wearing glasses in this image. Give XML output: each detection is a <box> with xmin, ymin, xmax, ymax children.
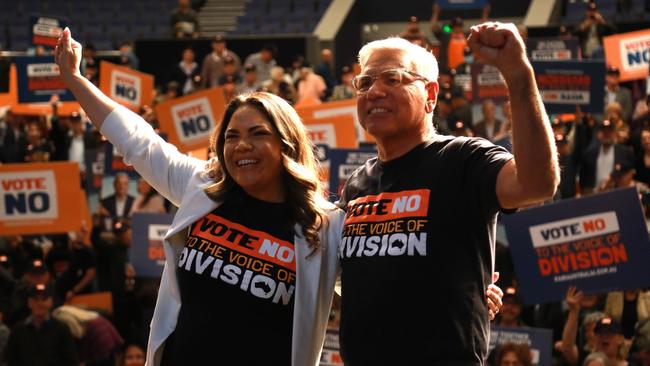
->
<box><xmin>337</xmin><ymin>23</ymin><xmax>560</xmax><ymax>364</ymax></box>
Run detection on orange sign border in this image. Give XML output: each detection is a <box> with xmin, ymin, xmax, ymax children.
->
<box><xmin>604</xmin><ymin>29</ymin><xmax>650</xmax><ymax>82</ymax></box>
<box><xmin>99</xmin><ymin>61</ymin><xmax>154</xmax><ymax>112</ymax></box>
<box><xmin>302</xmin><ymin>114</ymin><xmax>358</xmax><ymax>148</ymax></box>
<box><xmin>0</xmin><ymin>162</ymin><xmax>83</xmax><ymax>235</ymax></box>
<box><xmin>296</xmin><ymin>98</ymin><xmax>375</xmax><ymax>144</ymax></box>
<box><xmin>7</xmin><ymin>63</ymin><xmax>81</xmax><ymax>116</ymax></box>
<box><xmin>155</xmin><ymin>87</ymin><xmax>226</xmax><ymax>153</ymax></box>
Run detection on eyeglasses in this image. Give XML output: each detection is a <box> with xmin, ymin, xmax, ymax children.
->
<box><xmin>352</xmin><ymin>68</ymin><xmax>429</xmax><ymax>94</ymax></box>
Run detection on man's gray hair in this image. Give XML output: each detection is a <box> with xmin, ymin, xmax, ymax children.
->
<box><xmin>357</xmin><ymin>37</ymin><xmax>438</xmax><ymax>82</ymax></box>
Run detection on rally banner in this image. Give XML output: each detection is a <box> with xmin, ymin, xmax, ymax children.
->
<box><xmin>296</xmin><ymin>99</ymin><xmax>374</xmax><ymax>144</ymax></box>
<box><xmin>327</xmin><ymin>148</ymin><xmax>377</xmax><ymax>200</ymax></box>
<box><xmin>99</xmin><ymin>61</ymin><xmax>154</xmax><ymax>112</ymax></box>
<box><xmin>15</xmin><ymin>56</ymin><xmax>75</xmax><ymax>103</ymax></box>
<box><xmin>527</xmin><ymin>38</ymin><xmax>580</xmax><ymax>61</ymax></box>
<box><xmin>156</xmin><ymin>88</ymin><xmax>226</xmax><ymax>153</ymax></box>
<box><xmin>131</xmin><ymin>213</ymin><xmax>173</xmax><ymax>278</ymax></box>
<box><xmin>437</xmin><ymin>0</ymin><xmax>488</xmax><ymax>9</ymax></box>
<box><xmin>303</xmin><ymin>115</ymin><xmax>358</xmax><ymax>148</ymax></box>
<box><xmin>471</xmin><ymin>63</ymin><xmax>509</xmax><ymax>103</ymax></box>
<box><xmin>604</xmin><ymin>29</ymin><xmax>650</xmax><ymax>82</ymax></box>
<box><xmin>0</xmin><ymin>162</ymin><xmax>83</xmax><ymax>235</ymax></box>
<box><xmin>31</xmin><ymin>15</ymin><xmax>66</xmax><ymax>47</ymax></box>
<box><xmin>532</xmin><ymin>60</ymin><xmax>605</xmax><ymax>114</ymax></box>
<box><xmin>320</xmin><ymin>328</ymin><xmax>343</xmax><ymax>366</ymax></box>
<box><xmin>7</xmin><ymin>63</ymin><xmax>79</xmax><ymax>116</ymax></box>
<box><xmin>489</xmin><ymin>326</ymin><xmax>553</xmax><ymax>366</ymax></box>
<box><xmin>502</xmin><ymin>188</ymin><xmax>650</xmax><ymax>305</ymax></box>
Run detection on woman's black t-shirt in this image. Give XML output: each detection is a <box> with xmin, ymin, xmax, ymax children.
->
<box><xmin>161</xmin><ymin>188</ymin><xmax>296</xmax><ymax>365</ymax></box>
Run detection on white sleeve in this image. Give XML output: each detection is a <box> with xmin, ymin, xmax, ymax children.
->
<box><xmin>100</xmin><ymin>106</ymin><xmax>205</xmax><ymax>206</ymax></box>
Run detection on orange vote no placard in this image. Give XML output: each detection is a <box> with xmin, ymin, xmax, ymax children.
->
<box><xmin>302</xmin><ymin>115</ymin><xmax>358</xmax><ymax>148</ymax></box>
<box><xmin>0</xmin><ymin>162</ymin><xmax>83</xmax><ymax>235</ymax></box>
<box><xmin>296</xmin><ymin>98</ymin><xmax>375</xmax><ymax>144</ymax></box>
<box><xmin>155</xmin><ymin>87</ymin><xmax>227</xmax><ymax>153</ymax></box>
<box><xmin>100</xmin><ymin>61</ymin><xmax>154</xmax><ymax>112</ymax></box>
<box><xmin>604</xmin><ymin>29</ymin><xmax>650</xmax><ymax>82</ymax></box>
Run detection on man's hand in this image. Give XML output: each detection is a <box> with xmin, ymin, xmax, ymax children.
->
<box><xmin>467</xmin><ymin>22</ymin><xmax>529</xmax><ymax>80</ymax></box>
<box><xmin>487</xmin><ymin>272</ymin><xmax>503</xmax><ymax>320</ymax></box>
<box><xmin>566</xmin><ymin>286</ymin><xmax>583</xmax><ymax>313</ymax></box>
<box><xmin>54</xmin><ymin>27</ymin><xmax>83</xmax><ymax>83</ymax></box>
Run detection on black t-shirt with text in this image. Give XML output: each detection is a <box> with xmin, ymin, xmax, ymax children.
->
<box><xmin>161</xmin><ymin>188</ymin><xmax>296</xmax><ymax>365</ymax></box>
<box><xmin>338</xmin><ymin>136</ymin><xmax>512</xmax><ymax>365</ymax></box>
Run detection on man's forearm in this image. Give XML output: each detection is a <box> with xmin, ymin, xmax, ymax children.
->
<box><xmin>505</xmin><ymin>64</ymin><xmax>560</xmax><ymax>196</ymax></box>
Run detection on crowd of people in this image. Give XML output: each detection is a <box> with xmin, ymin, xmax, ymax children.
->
<box><xmin>0</xmin><ymin>0</ymin><xmax>649</xmax><ymax>365</ymax></box>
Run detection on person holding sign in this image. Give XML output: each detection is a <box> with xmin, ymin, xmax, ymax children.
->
<box><xmin>338</xmin><ymin>23</ymin><xmax>559</xmax><ymax>365</ymax></box>
<box><xmin>54</xmin><ymin>28</ymin><xmax>504</xmax><ymax>365</ymax></box>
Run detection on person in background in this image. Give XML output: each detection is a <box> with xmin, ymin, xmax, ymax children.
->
<box><xmin>262</xmin><ymin>66</ymin><xmax>296</xmax><ymax>104</ymax></box>
<box><xmin>473</xmin><ymin>99</ymin><xmax>503</xmax><ymax>141</ymax></box>
<box><xmin>604</xmin><ymin>66</ymin><xmax>633</xmax><ymax>123</ymax></box>
<box><xmin>315</xmin><ymin>49</ymin><xmax>335</xmax><ymax>100</ymax></box>
<box><xmin>494</xmin><ymin>342</ymin><xmax>533</xmax><ymax>366</ymax></box>
<box><xmin>493</xmin><ymin>287</ymin><xmax>526</xmax><ymax>328</ymax></box>
<box><xmin>99</xmin><ymin>173</ymin><xmax>135</xmax><ymax>227</ymax></box>
<box><xmin>169</xmin><ymin>47</ymin><xmax>200</xmax><ymax>96</ymax></box>
<box><xmin>6</xmin><ymin>283</ymin><xmax>79</xmax><ymax>366</ymax></box>
<box><xmin>200</xmin><ymin>35</ymin><xmax>241</xmax><ymax>89</ymax></box>
<box><xmin>52</xmin><ymin>305</ymin><xmax>124</xmax><ymax>366</ymax></box>
<box><xmin>115</xmin><ymin>341</ymin><xmax>146</xmax><ymax>366</ymax></box>
<box><xmin>170</xmin><ymin>0</ymin><xmax>200</xmax><ymax>38</ymax></box>
<box><xmin>296</xmin><ymin>67</ymin><xmax>327</xmax><ymax>105</ymax></box>
<box><xmin>576</xmin><ymin>1</ymin><xmax>616</xmax><ymax>59</ymax></box>
<box><xmin>329</xmin><ymin>66</ymin><xmax>355</xmax><ymax>101</ymax></box>
<box><xmin>430</xmin><ymin>1</ymin><xmax>490</xmax><ymax>70</ymax></box>
<box><xmin>235</xmin><ymin>64</ymin><xmax>261</xmax><ymax>95</ymax></box>
<box><xmin>244</xmin><ymin>44</ymin><xmax>277</xmax><ymax>84</ymax></box>
<box><xmin>132</xmin><ymin>177</ymin><xmax>167</xmax><ymax>214</ymax></box>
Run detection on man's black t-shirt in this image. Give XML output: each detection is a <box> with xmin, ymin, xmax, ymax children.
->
<box><xmin>338</xmin><ymin>136</ymin><xmax>512</xmax><ymax>365</ymax></box>
<box><xmin>161</xmin><ymin>188</ymin><xmax>296</xmax><ymax>365</ymax></box>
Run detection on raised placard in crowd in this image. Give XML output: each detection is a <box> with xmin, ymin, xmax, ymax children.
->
<box><xmin>489</xmin><ymin>326</ymin><xmax>553</xmax><ymax>366</ymax></box>
<box><xmin>526</xmin><ymin>37</ymin><xmax>580</xmax><ymax>61</ymax></box>
<box><xmin>471</xmin><ymin>63</ymin><xmax>509</xmax><ymax>103</ymax></box>
<box><xmin>30</xmin><ymin>15</ymin><xmax>67</xmax><ymax>47</ymax></box>
<box><xmin>15</xmin><ymin>56</ymin><xmax>75</xmax><ymax>103</ymax></box>
<box><xmin>532</xmin><ymin>60</ymin><xmax>605</xmax><ymax>113</ymax></box>
<box><xmin>0</xmin><ymin>162</ymin><xmax>83</xmax><ymax>235</ymax></box>
<box><xmin>327</xmin><ymin>148</ymin><xmax>377</xmax><ymax>199</ymax></box>
<box><xmin>503</xmin><ymin>187</ymin><xmax>650</xmax><ymax>305</ymax></box>
<box><xmin>155</xmin><ymin>88</ymin><xmax>226</xmax><ymax>153</ymax></box>
<box><xmin>130</xmin><ymin>213</ymin><xmax>173</xmax><ymax>278</ymax></box>
<box><xmin>99</xmin><ymin>61</ymin><xmax>154</xmax><ymax>112</ymax></box>
<box><xmin>296</xmin><ymin>98</ymin><xmax>375</xmax><ymax>144</ymax></box>
<box><xmin>604</xmin><ymin>29</ymin><xmax>650</xmax><ymax>82</ymax></box>
<box><xmin>302</xmin><ymin>115</ymin><xmax>358</xmax><ymax>148</ymax></box>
